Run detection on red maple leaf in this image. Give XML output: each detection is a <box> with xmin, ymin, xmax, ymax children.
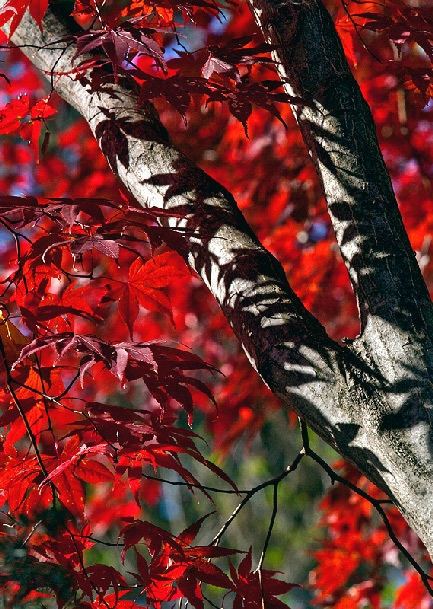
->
<box><xmin>0</xmin><ymin>0</ymin><xmax>49</xmax><ymax>38</ymax></box>
<box><xmin>115</xmin><ymin>252</ymin><xmax>189</xmax><ymax>336</ymax></box>
<box><xmin>229</xmin><ymin>548</ymin><xmax>300</xmax><ymax>609</ymax></box>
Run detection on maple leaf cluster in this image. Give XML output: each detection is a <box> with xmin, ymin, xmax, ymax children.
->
<box><xmin>0</xmin><ymin>0</ymin><xmax>297</xmax><ymax>133</ymax></box>
<box><xmin>0</xmin><ymin>185</ymin><xmax>303</xmax><ymax>607</ymax></box>
<box><xmin>0</xmin><ymin>191</ymin><xmax>300</xmax><ymax>607</ymax></box>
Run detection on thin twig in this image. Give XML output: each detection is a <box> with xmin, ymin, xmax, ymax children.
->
<box><xmin>211</xmin><ymin>450</ymin><xmax>305</xmax><ymax>547</ymax></box>
<box><xmin>256</xmin><ymin>482</ymin><xmax>278</xmax><ymax>609</ymax></box>
<box><xmin>76</xmin><ymin>534</ymin><xmax>124</xmax><ymax>547</ymax></box>
<box><xmin>202</xmin><ymin>593</ymin><xmax>220</xmax><ymax>609</ymax></box>
<box><xmin>64</xmin><ymin>523</ymin><xmax>111</xmax><ymax>609</ymax></box>
<box><xmin>340</xmin><ymin>0</ymin><xmax>382</xmax><ymax>63</ymax></box>
<box><xmin>0</xmin><ymin>336</ymin><xmax>48</xmax><ymax>478</ymax></box>
<box><xmin>256</xmin><ymin>482</ymin><xmax>278</xmax><ymax>574</ymax></box>
<box><xmin>0</xmin><ymin>334</ymin><xmax>58</xmax><ymax>504</ymax></box>
<box><xmin>299</xmin><ymin>419</ymin><xmax>433</xmax><ymax>595</ymax></box>
<box><xmin>34</xmin><ymin>352</ymin><xmax>56</xmax><ymax>445</ymax></box>
<box><xmin>142</xmin><ymin>472</ymin><xmax>249</xmax><ymax>494</ymax></box>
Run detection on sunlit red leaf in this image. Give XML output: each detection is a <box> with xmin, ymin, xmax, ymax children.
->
<box><xmin>56</xmin><ymin>469</ymin><xmax>85</xmax><ymax>517</ymax></box>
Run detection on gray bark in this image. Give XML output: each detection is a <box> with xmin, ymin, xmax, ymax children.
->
<box><xmin>4</xmin><ymin>0</ymin><xmax>433</xmax><ymax>559</ymax></box>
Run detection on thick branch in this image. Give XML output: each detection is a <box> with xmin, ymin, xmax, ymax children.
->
<box><xmin>248</xmin><ymin>0</ymin><xmax>433</xmax><ymax>341</ymax></box>
<box><xmin>6</xmin><ymin>6</ymin><xmax>344</xmax><ymax>456</ymax></box>
<box><xmin>249</xmin><ymin>0</ymin><xmax>433</xmax><ymax>403</ymax></box>
<box><xmin>6</xmin><ymin>6</ymin><xmax>433</xmax><ymax>558</ymax></box>
<box><xmin>248</xmin><ymin>0</ymin><xmax>433</xmax><ymax>558</ymax></box>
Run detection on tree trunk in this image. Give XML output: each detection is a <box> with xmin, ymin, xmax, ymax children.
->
<box><xmin>5</xmin><ymin>0</ymin><xmax>433</xmax><ymax>559</ymax></box>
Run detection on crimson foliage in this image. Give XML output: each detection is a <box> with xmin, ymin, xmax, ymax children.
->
<box><xmin>0</xmin><ymin>0</ymin><xmax>432</xmax><ymax>607</ymax></box>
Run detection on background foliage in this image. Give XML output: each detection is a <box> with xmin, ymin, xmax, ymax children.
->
<box><xmin>0</xmin><ymin>0</ymin><xmax>432</xmax><ymax>607</ymax></box>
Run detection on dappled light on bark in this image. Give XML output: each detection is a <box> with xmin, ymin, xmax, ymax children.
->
<box><xmin>0</xmin><ymin>0</ymin><xmax>432</xmax><ymax>607</ymax></box>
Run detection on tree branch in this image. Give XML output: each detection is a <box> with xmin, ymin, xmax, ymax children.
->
<box><xmin>4</xmin><ymin>3</ymin><xmax>433</xmax><ymax>559</ymax></box>
<box><xmin>248</xmin><ymin>0</ymin><xmax>433</xmax><ymax>339</ymax></box>
<box><xmin>248</xmin><ymin>0</ymin><xmax>433</xmax><ymax>559</ymax></box>
<box><xmin>6</xmin><ymin>6</ymin><xmax>344</xmax><ymax>434</ymax></box>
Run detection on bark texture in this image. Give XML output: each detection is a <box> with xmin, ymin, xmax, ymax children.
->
<box><xmin>5</xmin><ymin>0</ymin><xmax>433</xmax><ymax>559</ymax></box>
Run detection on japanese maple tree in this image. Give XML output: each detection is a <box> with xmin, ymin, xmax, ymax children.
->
<box><xmin>0</xmin><ymin>0</ymin><xmax>432</xmax><ymax>607</ymax></box>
